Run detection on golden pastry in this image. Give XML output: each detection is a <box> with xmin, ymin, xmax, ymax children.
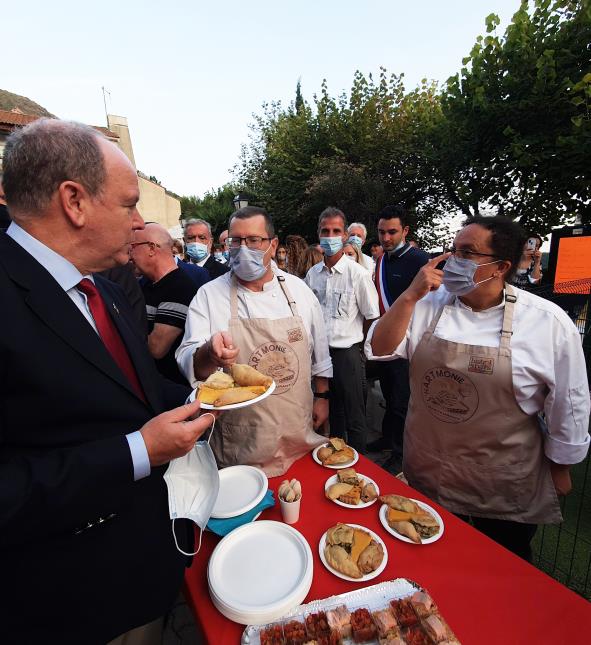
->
<box><xmin>379</xmin><ymin>494</ymin><xmax>421</xmax><ymax>514</ymax></box>
<box><xmin>337</xmin><ymin>468</ymin><xmax>358</xmax><ymax>485</ymax></box>
<box><xmin>361</xmin><ymin>482</ymin><xmax>378</xmax><ymax>503</ymax></box>
<box><xmin>328</xmin><ymin>437</ymin><xmax>347</xmax><ymax>451</ymax></box>
<box><xmin>213</xmin><ymin>387</ymin><xmax>259</xmax><ymax>407</ymax></box>
<box><xmin>326</xmin><ymin>483</ymin><xmax>354</xmax><ymax>501</ymax></box>
<box><xmin>391</xmin><ymin>520</ymin><xmax>422</xmax><ymax>543</ymax></box>
<box><xmin>324</xmin><ymin>448</ymin><xmax>354</xmax><ymax>465</ymax></box>
<box><xmin>317</xmin><ymin>446</ymin><xmax>334</xmax><ymax>462</ymax></box>
<box><xmin>203</xmin><ymin>371</ymin><xmax>234</xmax><ymax>389</ymax></box>
<box><xmin>350</xmin><ymin>528</ymin><xmax>372</xmax><ymax>563</ymax></box>
<box><xmin>230</xmin><ymin>363</ymin><xmax>272</xmax><ymax>388</ymax></box>
<box><xmin>324</xmin><ymin>544</ymin><xmax>362</xmax><ymax>579</ymax></box>
<box><xmin>357</xmin><ymin>541</ymin><xmax>384</xmax><ymax>574</ymax></box>
<box><xmin>339</xmin><ymin>485</ymin><xmax>362</xmax><ymax>505</ymax></box>
<box><xmin>326</xmin><ymin>523</ymin><xmax>354</xmax><ymax>546</ymax></box>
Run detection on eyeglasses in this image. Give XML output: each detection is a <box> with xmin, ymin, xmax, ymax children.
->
<box><xmin>130</xmin><ymin>241</ymin><xmax>160</xmax><ymax>250</ymax></box>
<box><xmin>227</xmin><ymin>236</ymin><xmax>273</xmax><ymax>250</ymax></box>
<box><xmin>449</xmin><ymin>246</ymin><xmax>499</xmax><ymax>260</ymax></box>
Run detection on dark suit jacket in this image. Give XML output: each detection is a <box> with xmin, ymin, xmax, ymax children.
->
<box><xmin>177</xmin><ymin>258</ymin><xmax>211</xmax><ymax>289</ymax></box>
<box><xmin>0</xmin><ymin>233</ymin><xmax>192</xmax><ymax>644</ymax></box>
<box><xmin>202</xmin><ymin>254</ymin><xmax>230</xmax><ymax>280</ymax></box>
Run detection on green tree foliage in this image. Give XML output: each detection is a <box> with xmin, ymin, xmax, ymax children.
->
<box><xmin>231</xmin><ymin>0</ymin><xmax>590</xmax><ymax>242</ymax></box>
<box><xmin>436</xmin><ymin>0</ymin><xmax>591</xmax><ymax>232</ymax></box>
<box><xmin>237</xmin><ymin>70</ymin><xmax>447</xmax><ymax>247</ymax></box>
<box><xmin>179</xmin><ymin>184</ymin><xmax>238</xmax><ymax>238</ymax></box>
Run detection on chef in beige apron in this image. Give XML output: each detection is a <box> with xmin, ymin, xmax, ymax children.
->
<box><xmin>211</xmin><ymin>275</ymin><xmax>326</xmax><ymax>477</ymax></box>
<box><xmin>404</xmin><ymin>284</ymin><xmax>562</xmax><ymax>529</ymax></box>
<box><xmin>367</xmin><ymin>217</ymin><xmax>587</xmax><ymax>560</ymax></box>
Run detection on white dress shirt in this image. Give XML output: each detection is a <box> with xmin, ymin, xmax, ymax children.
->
<box><xmin>365</xmin><ymin>285</ymin><xmax>590</xmax><ymax>465</ymax></box>
<box><xmin>360</xmin><ymin>252</ymin><xmax>375</xmax><ymax>275</ymax></box>
<box><xmin>305</xmin><ymin>255</ymin><xmax>380</xmax><ymax>349</ymax></box>
<box><xmin>6</xmin><ymin>222</ymin><xmax>151</xmax><ymax>480</ymax></box>
<box><xmin>176</xmin><ymin>269</ymin><xmax>333</xmax><ymax>387</ymax></box>
<box><xmin>196</xmin><ymin>254</ymin><xmax>210</xmax><ymax>268</ymax></box>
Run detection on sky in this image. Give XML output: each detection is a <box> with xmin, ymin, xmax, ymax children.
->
<box><xmin>3</xmin><ymin>0</ymin><xmax>523</xmax><ymax>198</ymax></box>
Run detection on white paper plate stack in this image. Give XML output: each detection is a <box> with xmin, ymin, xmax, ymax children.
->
<box><xmin>208</xmin><ymin>520</ymin><xmax>313</xmax><ymax>625</ymax></box>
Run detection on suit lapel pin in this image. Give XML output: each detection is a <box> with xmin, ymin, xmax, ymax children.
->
<box><xmin>112</xmin><ymin>303</ymin><xmax>120</xmax><ymax>315</ymax></box>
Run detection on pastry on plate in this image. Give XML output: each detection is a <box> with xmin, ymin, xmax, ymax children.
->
<box><xmin>326</xmin><ymin>523</ymin><xmax>354</xmax><ymax>546</ymax></box>
<box><xmin>213</xmin><ymin>387</ymin><xmax>259</xmax><ymax>407</ymax></box>
<box><xmin>202</xmin><ymin>370</ymin><xmax>235</xmax><ymax>389</ymax></box>
<box><xmin>326</xmin><ymin>482</ymin><xmax>354</xmax><ymax>501</ymax></box>
<box><xmin>230</xmin><ymin>363</ymin><xmax>273</xmax><ymax>388</ymax></box>
<box><xmin>323</xmin><ymin>523</ymin><xmax>384</xmax><ymax>579</ymax></box>
<box><xmin>324</xmin><ymin>544</ymin><xmax>362</xmax><ymax>579</ymax></box>
<box><xmin>337</xmin><ymin>467</ymin><xmax>358</xmax><ymax>485</ymax></box>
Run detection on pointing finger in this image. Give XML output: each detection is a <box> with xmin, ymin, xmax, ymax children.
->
<box><xmin>428</xmin><ymin>251</ymin><xmax>451</xmax><ymax>267</ymax></box>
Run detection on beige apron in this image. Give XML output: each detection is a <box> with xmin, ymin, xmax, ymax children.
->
<box><xmin>404</xmin><ymin>284</ymin><xmax>562</xmax><ymax>524</ymax></box>
<box><xmin>210</xmin><ymin>275</ymin><xmax>325</xmax><ymax>477</ymax></box>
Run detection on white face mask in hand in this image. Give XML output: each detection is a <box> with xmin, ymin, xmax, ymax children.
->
<box><xmin>163</xmin><ymin>413</ymin><xmax>220</xmax><ymax>556</ymax></box>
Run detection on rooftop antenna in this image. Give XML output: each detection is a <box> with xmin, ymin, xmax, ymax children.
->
<box><xmin>101</xmin><ymin>86</ymin><xmax>111</xmax><ymax>124</ymax></box>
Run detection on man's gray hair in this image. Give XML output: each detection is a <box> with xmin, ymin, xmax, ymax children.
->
<box><xmin>348</xmin><ymin>222</ymin><xmax>367</xmax><ymax>238</ymax></box>
<box><xmin>184</xmin><ymin>218</ymin><xmax>212</xmax><ymax>237</ymax></box>
<box><xmin>2</xmin><ymin>118</ymin><xmax>107</xmax><ymax>214</ymax></box>
<box><xmin>318</xmin><ymin>206</ymin><xmax>347</xmax><ymax>230</ymax></box>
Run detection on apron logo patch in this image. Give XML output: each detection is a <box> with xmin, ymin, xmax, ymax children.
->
<box><xmin>468</xmin><ymin>356</ymin><xmax>494</xmax><ymax>375</ymax></box>
<box><xmin>287</xmin><ymin>327</ymin><xmax>304</xmax><ymax>343</ymax></box>
<box><xmin>421</xmin><ymin>367</ymin><xmax>479</xmax><ymax>424</ymax></box>
<box><xmin>249</xmin><ymin>342</ymin><xmax>300</xmax><ymax>395</ymax></box>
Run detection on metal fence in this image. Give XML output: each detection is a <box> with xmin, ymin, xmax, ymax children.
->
<box><xmin>523</xmin><ymin>278</ymin><xmax>591</xmax><ymax>600</ymax></box>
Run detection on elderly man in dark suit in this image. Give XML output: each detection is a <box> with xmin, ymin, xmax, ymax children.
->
<box><xmin>183</xmin><ymin>217</ymin><xmax>230</xmax><ymax>280</ymax></box>
<box><xmin>0</xmin><ymin>118</ymin><xmax>214</xmax><ymax>645</ymax></box>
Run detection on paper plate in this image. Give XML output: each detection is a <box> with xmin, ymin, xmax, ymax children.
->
<box><xmin>211</xmin><ymin>466</ymin><xmax>268</xmax><ymax>519</ymax></box>
<box><xmin>312</xmin><ymin>443</ymin><xmax>359</xmax><ymax>469</ymax></box>
<box><xmin>324</xmin><ymin>474</ymin><xmax>380</xmax><ymax>509</ymax></box>
<box><xmin>319</xmin><ymin>523</ymin><xmax>388</xmax><ymax>583</ymax></box>
<box><xmin>208</xmin><ymin>521</ymin><xmax>313</xmax><ymax>624</ymax></box>
<box><xmin>189</xmin><ymin>379</ymin><xmax>276</xmax><ymax>410</ymax></box>
<box><xmin>379</xmin><ymin>500</ymin><xmax>444</xmax><ymax>545</ymax></box>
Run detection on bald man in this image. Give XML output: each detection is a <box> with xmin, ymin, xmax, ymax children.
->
<box><xmin>131</xmin><ymin>223</ymin><xmax>201</xmax><ymax>384</ymax></box>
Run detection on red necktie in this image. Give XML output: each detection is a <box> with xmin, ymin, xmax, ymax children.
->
<box><xmin>78</xmin><ymin>278</ymin><xmax>146</xmax><ymax>403</ymax></box>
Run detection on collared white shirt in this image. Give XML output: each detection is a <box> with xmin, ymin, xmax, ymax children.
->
<box><xmin>196</xmin><ymin>254</ymin><xmax>210</xmax><ymax>268</ymax></box>
<box><xmin>6</xmin><ymin>221</ymin><xmax>151</xmax><ymax>480</ymax></box>
<box><xmin>6</xmin><ymin>222</ymin><xmax>98</xmax><ymax>332</ymax></box>
<box><xmin>360</xmin><ymin>252</ymin><xmax>375</xmax><ymax>276</ymax></box>
<box><xmin>305</xmin><ymin>255</ymin><xmax>380</xmax><ymax>349</ymax></box>
<box><xmin>365</xmin><ymin>285</ymin><xmax>590</xmax><ymax>465</ymax></box>
<box><xmin>176</xmin><ymin>269</ymin><xmax>333</xmax><ymax>387</ymax></box>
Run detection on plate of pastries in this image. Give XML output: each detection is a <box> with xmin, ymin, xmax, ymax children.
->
<box><xmin>190</xmin><ymin>364</ymin><xmax>275</xmax><ymax>410</ymax></box>
<box><xmin>312</xmin><ymin>437</ymin><xmax>359</xmax><ymax>469</ymax></box>
<box><xmin>319</xmin><ymin>522</ymin><xmax>387</xmax><ymax>582</ymax></box>
<box><xmin>379</xmin><ymin>494</ymin><xmax>444</xmax><ymax>545</ymax></box>
<box><xmin>324</xmin><ymin>468</ymin><xmax>380</xmax><ymax>509</ymax></box>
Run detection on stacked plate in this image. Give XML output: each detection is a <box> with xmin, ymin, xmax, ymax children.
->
<box><xmin>208</xmin><ymin>520</ymin><xmax>313</xmax><ymax>625</ymax></box>
<box><xmin>211</xmin><ymin>465</ymin><xmax>268</xmax><ymax>519</ymax></box>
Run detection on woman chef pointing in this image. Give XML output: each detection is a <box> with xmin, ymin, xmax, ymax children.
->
<box><xmin>366</xmin><ymin>216</ymin><xmax>589</xmax><ymax>560</ymax></box>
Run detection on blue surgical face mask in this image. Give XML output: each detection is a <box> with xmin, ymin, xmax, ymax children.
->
<box><xmin>442</xmin><ymin>255</ymin><xmax>499</xmax><ymax>296</ymax></box>
<box><xmin>320</xmin><ymin>236</ymin><xmax>344</xmax><ymax>257</ymax></box>
<box><xmin>214</xmin><ymin>252</ymin><xmax>223</xmax><ymax>261</ymax></box>
<box><xmin>348</xmin><ymin>235</ymin><xmax>363</xmax><ymax>248</ymax></box>
<box><xmin>229</xmin><ymin>245</ymin><xmax>270</xmax><ymax>281</ymax></box>
<box><xmin>222</xmin><ymin>250</ymin><xmax>230</xmax><ymax>261</ymax></box>
<box><xmin>186</xmin><ymin>242</ymin><xmax>209</xmax><ymax>262</ymax></box>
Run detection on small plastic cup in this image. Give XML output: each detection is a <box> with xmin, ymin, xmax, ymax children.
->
<box><xmin>280</xmin><ymin>495</ymin><xmax>301</xmax><ymax>524</ymax></box>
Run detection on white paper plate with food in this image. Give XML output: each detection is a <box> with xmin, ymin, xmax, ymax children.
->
<box><xmin>208</xmin><ymin>520</ymin><xmax>313</xmax><ymax>624</ymax></box>
<box><xmin>211</xmin><ymin>465</ymin><xmax>268</xmax><ymax>519</ymax></box>
<box><xmin>190</xmin><ymin>364</ymin><xmax>276</xmax><ymax>410</ymax></box>
<box><xmin>324</xmin><ymin>472</ymin><xmax>380</xmax><ymax>509</ymax></box>
<box><xmin>312</xmin><ymin>437</ymin><xmax>359</xmax><ymax>469</ymax></box>
<box><xmin>319</xmin><ymin>523</ymin><xmax>388</xmax><ymax>583</ymax></box>
<box><xmin>379</xmin><ymin>497</ymin><xmax>444</xmax><ymax>545</ymax></box>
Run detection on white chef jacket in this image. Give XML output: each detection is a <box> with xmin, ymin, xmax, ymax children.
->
<box><xmin>305</xmin><ymin>255</ymin><xmax>380</xmax><ymax>349</ymax></box>
<box><xmin>176</xmin><ymin>269</ymin><xmax>333</xmax><ymax>387</ymax></box>
<box><xmin>364</xmin><ymin>285</ymin><xmax>590</xmax><ymax>465</ymax></box>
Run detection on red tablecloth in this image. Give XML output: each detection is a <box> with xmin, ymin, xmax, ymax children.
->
<box><xmin>184</xmin><ymin>453</ymin><xmax>591</xmax><ymax>644</ymax></box>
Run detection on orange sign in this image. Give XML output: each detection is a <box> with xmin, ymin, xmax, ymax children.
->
<box><xmin>554</xmin><ymin>236</ymin><xmax>591</xmax><ymax>294</ymax></box>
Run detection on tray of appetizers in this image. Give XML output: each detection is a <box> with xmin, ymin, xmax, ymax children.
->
<box><xmin>241</xmin><ymin>578</ymin><xmax>461</xmax><ymax>644</ymax></box>
<box><xmin>190</xmin><ymin>364</ymin><xmax>276</xmax><ymax>410</ymax></box>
